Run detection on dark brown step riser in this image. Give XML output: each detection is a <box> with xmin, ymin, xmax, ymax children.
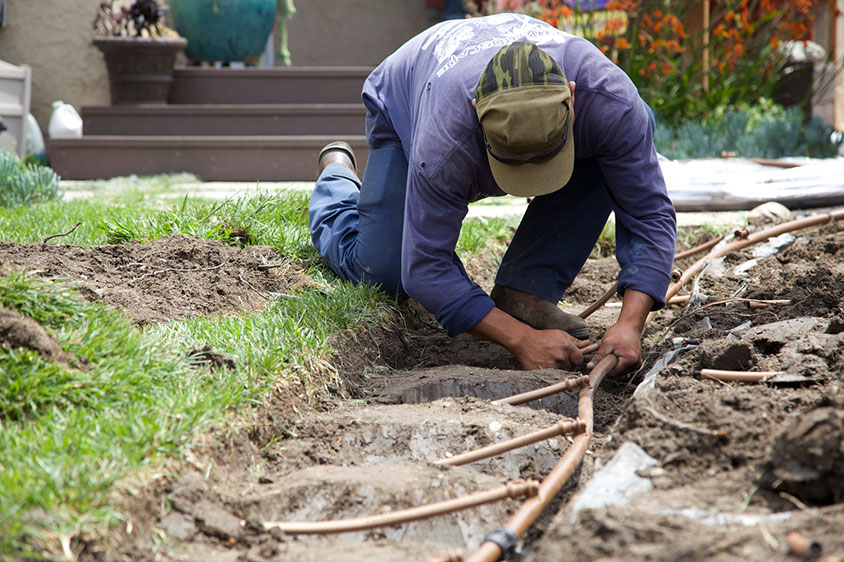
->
<box><xmin>81</xmin><ymin>105</ymin><xmax>367</xmax><ymax>136</ymax></box>
<box><xmin>169</xmin><ymin>67</ymin><xmax>372</xmax><ymax>105</ymax></box>
<box><xmin>48</xmin><ymin>136</ymin><xmax>369</xmax><ymax>181</ymax></box>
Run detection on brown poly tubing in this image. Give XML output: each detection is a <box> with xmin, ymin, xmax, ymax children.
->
<box><xmin>434</xmin><ymin>418</ymin><xmax>587</xmax><ymax>467</ymax></box>
<box><xmin>786</xmin><ymin>531</ymin><xmax>823</xmax><ymax>558</ymax></box>
<box><xmin>579</xmin><ymin>341</ymin><xmax>600</xmax><ymax>355</ymax></box>
<box><xmin>700</xmin><ymin>369</ymin><xmax>783</xmax><ymax>382</ymax></box>
<box><xmin>465</xmin><ymin>215</ymin><xmax>843</xmax><ymax>561</ymax></box>
<box><xmin>666</xmin><ymin>210</ymin><xmax>844</xmax><ymax>303</ymax></box>
<box><xmin>579</xmin><ymin>235</ymin><xmax>723</xmax><ymax>320</ymax></box>
<box><xmin>673</xmin><ymin>235</ymin><xmax>724</xmax><ymax>260</ymax></box>
<box><xmin>667</xmin><ymin>295</ymin><xmax>691</xmax><ymax>305</ymax></box>
<box><xmin>578</xmin><ymin>281</ymin><xmax>618</xmax><ymax>319</ymax></box>
<box><xmin>262</xmin><ymin>479</ymin><xmax>540</xmax><ymax>534</ymax></box>
<box><xmin>466</xmin><ymin>355</ymin><xmax>617</xmax><ymax>562</ymax></box>
<box><xmin>492</xmin><ymin>374</ymin><xmax>590</xmax><ymax>406</ymax></box>
<box><xmin>648</xmin><ymin>210</ymin><xmax>844</xmax><ymax>327</ymax></box>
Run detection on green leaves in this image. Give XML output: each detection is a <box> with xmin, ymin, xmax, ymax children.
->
<box><xmin>655</xmin><ymin>100</ymin><xmax>843</xmax><ymax>159</ymax></box>
<box><xmin>0</xmin><ymin>149</ymin><xmax>60</xmax><ymax>208</ymax></box>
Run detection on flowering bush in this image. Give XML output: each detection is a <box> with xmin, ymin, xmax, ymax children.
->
<box><xmin>472</xmin><ymin>0</ymin><xmax>836</xmax><ymax>125</ymax></box>
<box><xmin>92</xmin><ymin>0</ymin><xmax>176</xmax><ymax>38</ymax></box>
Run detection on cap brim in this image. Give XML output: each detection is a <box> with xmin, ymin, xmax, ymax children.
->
<box><xmin>487</xmin><ymin>107</ymin><xmax>574</xmax><ymax>198</ymax></box>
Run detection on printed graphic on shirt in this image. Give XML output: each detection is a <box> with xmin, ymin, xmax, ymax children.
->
<box><xmin>421</xmin><ymin>13</ymin><xmax>568</xmax><ymax>78</ymax></box>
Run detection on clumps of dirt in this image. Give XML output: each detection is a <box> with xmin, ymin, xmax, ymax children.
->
<box><xmin>699</xmin><ymin>340</ymin><xmax>757</xmax><ymax>371</ymax></box>
<box><xmin>756</xmin><ymin>406</ymin><xmax>844</xmax><ymax>506</ymax></box>
<box><xmin>663</xmin><ymin>226</ymin><xmax>844</xmax><ymax>341</ymax></box>
<box><xmin>0</xmin><ymin>236</ymin><xmax>314</xmax><ymax>325</ymax></box>
<box><xmin>0</xmin><ymin>306</ymin><xmax>84</xmax><ymax>369</ymax></box>
<box><xmin>187</xmin><ymin>345</ymin><xmax>236</xmax><ymax>371</ymax></box>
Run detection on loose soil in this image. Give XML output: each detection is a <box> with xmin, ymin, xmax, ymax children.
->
<box><xmin>2</xmin><ymin>215</ymin><xmax>843</xmax><ymax>562</ymax></box>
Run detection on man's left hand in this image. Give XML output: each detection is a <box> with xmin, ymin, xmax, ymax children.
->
<box><xmin>586</xmin><ymin>321</ymin><xmax>643</xmax><ymax>376</ymax></box>
<box><xmin>586</xmin><ymin>288</ymin><xmax>654</xmax><ymax>376</ymax></box>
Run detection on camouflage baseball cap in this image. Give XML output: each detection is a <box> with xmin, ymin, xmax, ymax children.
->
<box><xmin>475</xmin><ymin>42</ymin><xmax>573</xmax><ymax>197</ymax></box>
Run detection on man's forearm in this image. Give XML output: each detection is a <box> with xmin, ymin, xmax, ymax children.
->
<box><xmin>468</xmin><ymin>306</ymin><xmax>532</xmax><ymax>352</ymax></box>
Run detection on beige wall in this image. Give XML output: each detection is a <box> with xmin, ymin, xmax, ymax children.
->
<box><xmin>285</xmin><ymin>0</ymin><xmax>431</xmax><ymax>67</ymax></box>
<box><xmin>0</xmin><ymin>0</ymin><xmax>110</xmax><ymax>132</ymax></box>
<box><xmin>0</xmin><ymin>0</ymin><xmax>432</xmax><ymax>132</ymax></box>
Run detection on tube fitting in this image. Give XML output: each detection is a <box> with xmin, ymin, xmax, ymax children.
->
<box><xmin>482</xmin><ymin>527</ymin><xmax>518</xmax><ymax>561</ymax></box>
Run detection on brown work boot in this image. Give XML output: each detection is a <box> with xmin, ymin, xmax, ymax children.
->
<box><xmin>490</xmin><ymin>284</ymin><xmax>590</xmax><ymax>339</ymax></box>
<box><xmin>318</xmin><ymin>141</ymin><xmax>357</xmax><ymax>175</ymax></box>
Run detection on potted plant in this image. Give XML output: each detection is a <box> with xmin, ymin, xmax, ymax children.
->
<box><xmin>167</xmin><ymin>0</ymin><xmax>276</xmax><ymax>64</ymax></box>
<box><xmin>92</xmin><ymin>0</ymin><xmax>188</xmax><ymax>104</ymax></box>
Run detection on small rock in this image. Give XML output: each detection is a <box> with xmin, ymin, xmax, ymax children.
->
<box><xmin>748</xmin><ymin>201</ymin><xmax>791</xmax><ymax>226</ymax></box>
<box><xmin>159</xmin><ymin>512</ymin><xmax>197</xmax><ymax>542</ymax></box>
<box><xmin>194</xmin><ymin>500</ymin><xmax>243</xmax><ymax>540</ymax></box>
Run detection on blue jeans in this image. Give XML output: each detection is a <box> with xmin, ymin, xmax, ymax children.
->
<box><xmin>308</xmin><ymin>102</ymin><xmax>655</xmax><ymax>304</ymax></box>
<box><xmin>310</xmin><ymin>145</ymin><xmax>409</xmax><ymax>297</ymax></box>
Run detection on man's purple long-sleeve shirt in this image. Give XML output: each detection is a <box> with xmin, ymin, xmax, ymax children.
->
<box><xmin>362</xmin><ymin>14</ymin><xmax>677</xmax><ymax>337</ymax></box>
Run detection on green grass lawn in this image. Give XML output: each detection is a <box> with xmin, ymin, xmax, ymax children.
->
<box><xmin>0</xmin><ymin>180</ymin><xmax>519</xmax><ymax>558</ymax></box>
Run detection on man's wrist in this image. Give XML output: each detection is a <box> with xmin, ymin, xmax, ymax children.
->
<box><xmin>618</xmin><ymin>289</ymin><xmax>654</xmax><ymax>334</ymax></box>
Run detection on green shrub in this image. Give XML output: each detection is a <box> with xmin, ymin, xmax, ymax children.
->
<box><xmin>654</xmin><ymin>100</ymin><xmax>843</xmax><ymax>160</ymax></box>
<box><xmin>0</xmin><ymin>149</ymin><xmax>61</xmax><ymax>207</ymax></box>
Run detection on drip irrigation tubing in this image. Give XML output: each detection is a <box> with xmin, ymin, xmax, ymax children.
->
<box><xmin>262</xmin><ymin>479</ymin><xmax>540</xmax><ymax>535</ymax></box>
<box><xmin>434</xmin><ymin>418</ymin><xmax>587</xmax><ymax>467</ymax></box>
<box><xmin>492</xmin><ymin>374</ymin><xmax>590</xmax><ymax>406</ymax></box>
<box><xmin>466</xmin><ymin>355</ymin><xmax>617</xmax><ymax>562</ymax></box>
<box><xmin>700</xmin><ymin>369</ymin><xmax>784</xmax><ymax>382</ymax></box>
<box><xmin>673</xmin><ymin>235</ymin><xmax>724</xmax><ymax>260</ymax></box>
<box><xmin>259</xmin><ymin>212</ymin><xmax>842</xmax><ymax>550</ymax></box>
<box><xmin>660</xmin><ymin>210</ymin><xmax>844</xmax><ymax>308</ymax></box>
<box><xmin>579</xmin><ymin>234</ymin><xmax>724</xmax><ymax>321</ymax></box>
<box><xmin>457</xmin><ymin>212</ymin><xmax>844</xmax><ymax>560</ymax></box>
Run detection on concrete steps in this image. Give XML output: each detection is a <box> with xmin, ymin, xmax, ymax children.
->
<box><xmin>49</xmin><ymin>67</ymin><xmax>371</xmax><ymax>181</ymax></box>
<box><xmin>81</xmin><ymin>104</ymin><xmax>367</xmax><ymax>136</ymax></box>
<box><xmin>168</xmin><ymin>66</ymin><xmax>371</xmax><ymax>104</ymax></box>
<box><xmin>49</xmin><ymin>135</ymin><xmax>369</xmax><ymax>181</ymax></box>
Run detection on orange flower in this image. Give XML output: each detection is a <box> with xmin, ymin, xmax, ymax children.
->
<box><xmin>616</xmin><ymin>36</ymin><xmax>631</xmax><ymax>49</ymax></box>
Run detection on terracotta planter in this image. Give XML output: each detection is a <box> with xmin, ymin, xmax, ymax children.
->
<box><xmin>93</xmin><ymin>37</ymin><xmax>188</xmax><ymax>105</ymax></box>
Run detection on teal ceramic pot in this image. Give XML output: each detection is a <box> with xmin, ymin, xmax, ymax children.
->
<box><xmin>168</xmin><ymin>0</ymin><xmax>277</xmax><ymax>62</ymax></box>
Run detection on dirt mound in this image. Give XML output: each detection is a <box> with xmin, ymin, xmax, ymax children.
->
<box><xmin>0</xmin><ymin>306</ymin><xmax>82</xmax><ymax>368</ymax></box>
<box><xmin>0</xmin><ymin>236</ymin><xmax>313</xmax><ymax>324</ymax></box>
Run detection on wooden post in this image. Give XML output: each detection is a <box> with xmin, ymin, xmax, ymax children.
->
<box><xmin>702</xmin><ymin>0</ymin><xmax>710</xmax><ymax>93</ymax></box>
<box><xmin>836</xmin><ymin>0</ymin><xmax>844</xmax><ymax>131</ymax></box>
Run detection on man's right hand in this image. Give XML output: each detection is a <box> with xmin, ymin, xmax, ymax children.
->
<box><xmin>469</xmin><ymin>306</ymin><xmax>587</xmax><ymax>370</ymax></box>
<box><xmin>513</xmin><ymin>328</ymin><xmax>586</xmax><ymax>370</ymax></box>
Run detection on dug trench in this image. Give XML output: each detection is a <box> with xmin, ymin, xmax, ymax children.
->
<box><xmin>2</xmin><ymin>217</ymin><xmax>843</xmax><ymax>561</ymax></box>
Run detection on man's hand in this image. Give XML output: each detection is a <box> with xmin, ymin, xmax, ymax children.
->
<box><xmin>469</xmin><ymin>306</ymin><xmax>588</xmax><ymax>370</ymax></box>
<box><xmin>587</xmin><ymin>289</ymin><xmax>653</xmax><ymax>376</ymax></box>
<box><xmin>514</xmin><ymin>328</ymin><xmax>587</xmax><ymax>370</ymax></box>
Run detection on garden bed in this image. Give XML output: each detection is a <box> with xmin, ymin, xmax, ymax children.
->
<box><xmin>1</xmin><ymin>211</ymin><xmax>842</xmax><ymax>561</ymax></box>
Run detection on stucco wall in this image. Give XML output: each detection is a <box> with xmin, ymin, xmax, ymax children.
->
<box><xmin>0</xmin><ymin>0</ymin><xmax>110</xmax><ymax>133</ymax></box>
<box><xmin>285</xmin><ymin>0</ymin><xmax>431</xmax><ymax>67</ymax></box>
<box><xmin>0</xmin><ymin>0</ymin><xmax>432</xmax><ymax>133</ymax></box>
